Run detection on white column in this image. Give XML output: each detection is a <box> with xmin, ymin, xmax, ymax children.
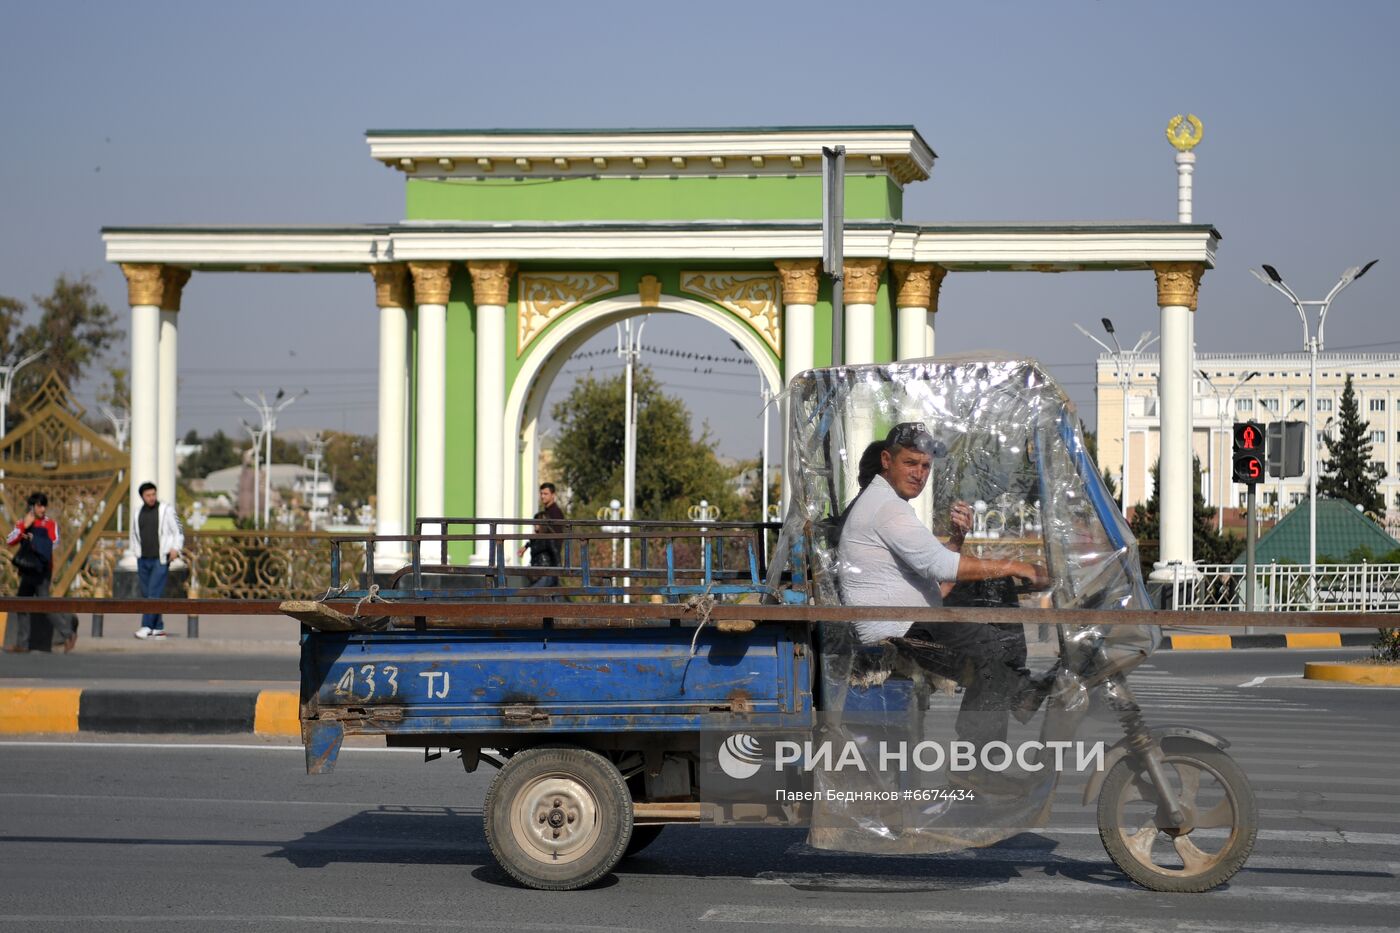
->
<box><xmin>409</xmin><ymin>262</ymin><xmax>452</xmax><ymax>565</ymax></box>
<box><xmin>118</xmin><ymin>265</ymin><xmax>165</xmax><ymax>567</ymax></box>
<box><xmin>1151</xmin><ymin>263</ymin><xmax>1203</xmax><ymax>581</ymax></box>
<box><xmin>1176</xmin><ymin>151</ymin><xmax>1196</xmax><ymax>224</ymax></box>
<box><xmin>896</xmin><ymin>306</ymin><xmax>925</xmax><ymax>361</ymax></box>
<box><xmin>891</xmin><ymin>263</ymin><xmax>944</xmax><ymax>363</ymax></box>
<box><xmin>157</xmin><ymin>309</ymin><xmax>178</xmax><ymax>502</ymax></box>
<box><xmin>468</xmin><ymin>261</ymin><xmax>514</xmax><ymax>565</ymax></box>
<box><xmin>842</xmin><ymin>259</ymin><xmax>885</xmax><ymax>365</ymax></box>
<box><xmin>371</xmin><ymin>264</ymin><xmax>409</xmax><ymax>571</ymax></box>
<box><xmin>776</xmin><ymin>260</ymin><xmax>819</xmax><ymax>517</ymax></box>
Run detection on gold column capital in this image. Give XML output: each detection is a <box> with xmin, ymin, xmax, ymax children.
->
<box><xmin>774</xmin><ymin>259</ymin><xmax>821</xmax><ymax>305</ymax></box>
<box><xmin>407</xmin><ymin>261</ymin><xmax>455</xmax><ymax>305</ymax></box>
<box><xmin>466</xmin><ymin>260</ymin><xmax>516</xmax><ymax>306</ymax></box>
<box><xmin>370</xmin><ymin>263</ymin><xmax>411</xmax><ymax>308</ymax></box>
<box><xmin>889</xmin><ymin>262</ymin><xmax>948</xmax><ymax>312</ymax></box>
<box><xmin>1151</xmin><ymin>261</ymin><xmax>1205</xmax><ymax>311</ymax></box>
<box><xmin>842</xmin><ymin>258</ymin><xmax>886</xmax><ymax>305</ymax></box>
<box><xmin>119</xmin><ymin>263</ymin><xmax>167</xmax><ymax>307</ymax></box>
<box><xmin>158</xmin><ymin>267</ymin><xmax>191</xmax><ymax>312</ymax></box>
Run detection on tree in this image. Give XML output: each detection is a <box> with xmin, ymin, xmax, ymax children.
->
<box><xmin>179</xmin><ymin>430</ymin><xmax>243</xmax><ymax>481</ymax></box>
<box><xmin>1081</xmin><ymin>425</ymin><xmax>1118</xmax><ymax>500</ymax></box>
<box><xmin>551</xmin><ymin>367</ymin><xmax>744</xmax><ymax>521</ymax></box>
<box><xmin>1129</xmin><ymin>456</ymin><xmax>1242</xmax><ymax>574</ymax></box>
<box><xmin>322</xmin><ymin>431</ymin><xmax>376</xmax><ymax>508</ymax></box>
<box><xmin>1318</xmin><ymin>374</ymin><xmax>1387</xmax><ymax>516</ymax></box>
<box><xmin>1</xmin><ymin>275</ymin><xmax>122</xmax><ymax>403</ymax></box>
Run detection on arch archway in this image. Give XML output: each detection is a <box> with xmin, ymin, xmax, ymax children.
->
<box><xmin>502</xmin><ymin>293</ymin><xmax>784</xmax><ymax>521</ymax></box>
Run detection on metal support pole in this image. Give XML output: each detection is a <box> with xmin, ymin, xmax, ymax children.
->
<box><xmin>1245</xmin><ymin>485</ymin><xmax>1258</xmax><ymax>611</ymax></box>
<box><xmin>187</xmin><ymin>615</ymin><xmax>199</xmax><ymax>639</ymax></box>
<box><xmin>91</xmin><ymin>614</ymin><xmax>103</xmax><ymax>638</ymax></box>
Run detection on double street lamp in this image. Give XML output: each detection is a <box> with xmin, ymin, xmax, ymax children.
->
<box><xmin>1251</xmin><ymin>260</ymin><xmax>1378</xmax><ymax>578</ymax></box>
<box><xmin>1075</xmin><ymin>318</ymin><xmax>1158</xmax><ymax>515</ymax></box>
<box><xmin>1197</xmin><ymin>369</ymin><xmax>1259</xmax><ymax>533</ymax></box>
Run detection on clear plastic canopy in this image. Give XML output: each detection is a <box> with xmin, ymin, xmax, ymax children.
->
<box><xmin>769</xmin><ymin>354</ymin><xmax>1159</xmax><ymax>852</ymax></box>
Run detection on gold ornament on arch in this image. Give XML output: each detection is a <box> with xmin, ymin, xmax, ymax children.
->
<box><xmin>517</xmin><ymin>271</ymin><xmax>620</xmax><ymax>355</ymax></box>
<box><xmin>679</xmin><ymin>271</ymin><xmax>782</xmax><ymax>357</ymax></box>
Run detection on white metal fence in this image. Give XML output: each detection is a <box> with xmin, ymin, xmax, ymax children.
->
<box><xmin>1171</xmin><ymin>563</ymin><xmax>1400</xmax><ymax>613</ymax></box>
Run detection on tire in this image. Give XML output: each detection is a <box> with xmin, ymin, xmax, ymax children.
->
<box><xmin>622</xmin><ymin>824</ymin><xmax>665</xmax><ymax>858</ymax></box>
<box><xmin>483</xmin><ymin>746</ymin><xmax>633</xmax><ymax>891</ymax></box>
<box><xmin>1097</xmin><ymin>737</ymin><xmax>1257</xmax><ymax>893</ymax></box>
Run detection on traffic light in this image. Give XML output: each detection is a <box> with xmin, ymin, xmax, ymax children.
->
<box><xmin>1233</xmin><ymin>420</ymin><xmax>1266</xmax><ymax>484</ymax></box>
<box><xmin>1266</xmin><ymin>421</ymin><xmax>1307</xmax><ymax>478</ymax></box>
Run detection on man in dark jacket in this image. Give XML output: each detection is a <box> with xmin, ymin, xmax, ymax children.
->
<box><xmin>519</xmin><ymin>483</ymin><xmax>566</xmax><ymax>592</ymax></box>
<box><xmin>5</xmin><ymin>492</ymin><xmax>77</xmax><ymax>653</ymax></box>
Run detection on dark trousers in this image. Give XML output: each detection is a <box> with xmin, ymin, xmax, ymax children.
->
<box><xmin>8</xmin><ymin>574</ymin><xmax>74</xmax><ymax>651</ymax></box>
<box><xmin>137</xmin><ymin>557</ymin><xmax>168</xmax><ymax>630</ymax></box>
<box><xmin>889</xmin><ymin>622</ymin><xmax>1031</xmax><ymax>748</ymax></box>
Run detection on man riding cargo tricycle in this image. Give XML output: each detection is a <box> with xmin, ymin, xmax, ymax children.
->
<box><xmin>290</xmin><ymin>355</ymin><xmax>1256</xmax><ymax>892</ymax></box>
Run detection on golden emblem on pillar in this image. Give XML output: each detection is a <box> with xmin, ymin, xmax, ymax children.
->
<box><xmin>370</xmin><ymin>263</ymin><xmax>411</xmax><ymax>309</ymax></box>
<box><xmin>890</xmin><ymin>262</ymin><xmax>948</xmax><ymax>312</ymax></box>
<box><xmin>159</xmin><ymin>267</ymin><xmax>191</xmax><ymax>312</ymax></box>
<box><xmin>1166</xmin><ymin>114</ymin><xmax>1204</xmax><ymax>152</ymax></box>
<box><xmin>774</xmin><ymin>259</ymin><xmax>820</xmax><ymax>305</ymax></box>
<box><xmin>119</xmin><ymin>263</ymin><xmax>167</xmax><ymax>307</ymax></box>
<box><xmin>466</xmin><ymin>261</ymin><xmax>515</xmax><ymax>306</ymax></box>
<box><xmin>1152</xmin><ymin>262</ymin><xmax>1205</xmax><ymax>311</ymax></box>
<box><xmin>842</xmin><ymin>259</ymin><xmax>886</xmax><ymax>305</ymax></box>
<box><xmin>408</xmin><ymin>262</ymin><xmax>455</xmax><ymax>305</ymax></box>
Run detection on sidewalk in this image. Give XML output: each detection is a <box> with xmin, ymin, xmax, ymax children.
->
<box><xmin>20</xmin><ymin>612</ymin><xmax>299</xmax><ymax>655</ymax></box>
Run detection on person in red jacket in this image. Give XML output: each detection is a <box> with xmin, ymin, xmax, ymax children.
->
<box><xmin>5</xmin><ymin>492</ymin><xmax>76</xmax><ymax>653</ymax></box>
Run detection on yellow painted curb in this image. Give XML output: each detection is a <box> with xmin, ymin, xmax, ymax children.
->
<box><xmin>1286</xmin><ymin>632</ymin><xmax>1343</xmax><ymax>649</ymax></box>
<box><xmin>1170</xmin><ymin>634</ymin><xmax>1233</xmax><ymax>651</ymax></box>
<box><xmin>0</xmin><ymin>687</ymin><xmax>81</xmax><ymax>734</ymax></box>
<box><xmin>254</xmin><ymin>689</ymin><xmax>300</xmax><ymax>736</ymax></box>
<box><xmin>1304</xmin><ymin>662</ymin><xmax>1400</xmax><ymax>686</ymax></box>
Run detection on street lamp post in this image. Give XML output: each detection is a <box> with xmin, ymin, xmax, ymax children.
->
<box><xmin>1197</xmin><ymin>370</ymin><xmax>1259</xmax><ymax>533</ymax></box>
<box><xmin>1075</xmin><ymin>319</ymin><xmax>1158</xmax><ymax>514</ymax></box>
<box><xmin>1252</xmin><ymin>260</ymin><xmax>1378</xmax><ymax>595</ymax></box>
<box><xmin>237</xmin><ymin>388</ymin><xmax>308</xmax><ymax>530</ymax></box>
<box><xmin>615</xmin><ymin>318</ymin><xmax>647</xmax><ymax>576</ymax></box>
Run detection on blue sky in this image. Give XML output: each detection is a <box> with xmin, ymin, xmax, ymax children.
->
<box><xmin>2</xmin><ymin>0</ymin><xmax>1396</xmax><ymax>458</ymax></box>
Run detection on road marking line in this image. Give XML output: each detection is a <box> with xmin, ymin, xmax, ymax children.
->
<box><xmin>0</xmin><ymin>917</ymin><xmax>643</xmax><ymax>931</ymax></box>
<box><xmin>702</xmin><ymin>905</ymin><xmax>1395</xmax><ymax>929</ymax></box>
<box><xmin>1240</xmin><ymin>674</ymin><xmax>1306</xmax><ymax>688</ymax></box>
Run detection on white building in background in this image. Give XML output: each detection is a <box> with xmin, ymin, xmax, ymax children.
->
<box><xmin>1095</xmin><ymin>352</ymin><xmax>1400</xmax><ymax>513</ymax></box>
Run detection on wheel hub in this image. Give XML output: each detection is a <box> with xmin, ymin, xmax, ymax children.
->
<box><xmin>512</xmin><ymin>775</ymin><xmax>599</xmax><ymax>865</ymax></box>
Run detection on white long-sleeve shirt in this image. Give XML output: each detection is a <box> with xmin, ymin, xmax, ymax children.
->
<box><xmin>836</xmin><ymin>474</ymin><xmax>961</xmax><ymax>645</ymax></box>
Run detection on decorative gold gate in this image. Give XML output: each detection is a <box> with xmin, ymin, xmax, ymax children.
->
<box><xmin>0</xmin><ymin>372</ymin><xmax>129</xmax><ymax>595</ymax></box>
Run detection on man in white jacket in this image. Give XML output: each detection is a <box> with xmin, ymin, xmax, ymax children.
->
<box><xmin>132</xmin><ymin>482</ymin><xmax>184</xmax><ymax>639</ymax></box>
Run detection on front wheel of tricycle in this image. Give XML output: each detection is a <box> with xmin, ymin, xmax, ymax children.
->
<box><xmin>484</xmin><ymin>746</ymin><xmax>633</xmax><ymax>891</ymax></box>
<box><xmin>1097</xmin><ymin>737</ymin><xmax>1257</xmax><ymax>893</ymax></box>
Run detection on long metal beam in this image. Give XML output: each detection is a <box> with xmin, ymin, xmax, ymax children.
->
<box><xmin>0</xmin><ymin>596</ymin><xmax>1385</xmax><ymax>629</ymax></box>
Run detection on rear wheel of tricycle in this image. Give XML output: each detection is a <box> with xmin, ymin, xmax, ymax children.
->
<box><xmin>1097</xmin><ymin>737</ymin><xmax>1257</xmax><ymax>892</ymax></box>
<box><xmin>484</xmin><ymin>746</ymin><xmax>634</xmax><ymax>891</ymax></box>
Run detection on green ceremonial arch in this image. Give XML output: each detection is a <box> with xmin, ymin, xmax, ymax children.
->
<box><xmin>102</xmin><ymin>125</ymin><xmax>1218</xmax><ymax>576</ymax></box>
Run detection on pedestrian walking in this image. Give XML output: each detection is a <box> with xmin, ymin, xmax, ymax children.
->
<box><xmin>131</xmin><ymin>482</ymin><xmax>184</xmax><ymax>639</ymax></box>
<box><xmin>4</xmin><ymin>492</ymin><xmax>77</xmax><ymax>653</ymax></box>
<box><xmin>518</xmin><ymin>483</ymin><xmax>567</xmax><ymax>593</ymax></box>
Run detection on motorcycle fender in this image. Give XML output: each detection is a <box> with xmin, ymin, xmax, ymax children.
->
<box><xmin>1081</xmin><ymin>725</ymin><xmax>1231</xmax><ymax>807</ymax></box>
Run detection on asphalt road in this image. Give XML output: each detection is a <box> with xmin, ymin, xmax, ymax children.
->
<box><xmin>2</xmin><ymin>652</ymin><xmax>1397</xmax><ymax>932</ymax></box>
